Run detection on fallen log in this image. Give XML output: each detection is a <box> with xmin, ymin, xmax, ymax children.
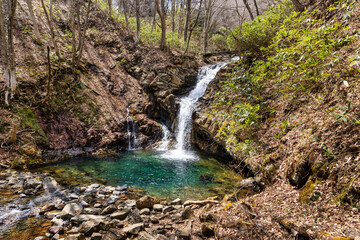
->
<box><xmin>183</xmin><ymin>200</ymin><xmax>220</xmax><ymax>206</ymax></box>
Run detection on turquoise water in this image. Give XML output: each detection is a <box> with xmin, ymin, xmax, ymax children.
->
<box><xmin>37</xmin><ymin>150</ymin><xmax>241</xmax><ymax>200</ymax></box>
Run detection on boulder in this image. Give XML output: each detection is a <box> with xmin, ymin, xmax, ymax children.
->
<box><xmin>122</xmin><ymin>223</ymin><xmax>145</xmax><ymax>235</ymax></box>
<box><xmin>180</xmin><ymin>220</ymin><xmax>192</xmax><ymax>240</ymax></box>
<box><xmin>181</xmin><ymin>207</ymin><xmax>193</xmax><ymax>220</ymax></box>
<box><xmin>153</xmin><ymin>204</ymin><xmax>163</xmax><ymax>212</ymax></box>
<box><xmin>90</xmin><ymin>232</ymin><xmax>102</xmax><ymax>240</ymax></box>
<box><xmin>60</xmin><ymin>203</ymin><xmax>83</xmax><ymax>219</ymax></box>
<box><xmin>79</xmin><ymin>219</ymin><xmax>104</xmax><ymax>236</ymax></box>
<box><xmin>110</xmin><ymin>209</ymin><xmax>131</xmax><ymax>220</ymax></box>
<box><xmin>49</xmin><ymin>226</ymin><xmax>64</xmax><ymax>235</ymax></box>
<box><xmin>170</xmin><ymin>198</ymin><xmax>182</xmax><ymax>205</ymax></box>
<box><xmin>101</xmin><ymin>204</ymin><xmax>117</xmax><ymax>215</ymax></box>
<box><xmin>136</xmin><ymin>196</ymin><xmax>157</xmax><ymax>209</ymax></box>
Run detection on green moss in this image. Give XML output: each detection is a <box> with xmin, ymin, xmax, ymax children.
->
<box><xmin>18</xmin><ymin>107</ymin><xmax>48</xmax><ymax>144</ymax></box>
<box><xmin>299</xmin><ymin>179</ymin><xmax>321</xmax><ymax>203</ymax></box>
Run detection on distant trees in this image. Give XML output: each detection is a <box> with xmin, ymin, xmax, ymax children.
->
<box><xmin>0</xmin><ymin>0</ymin><xmax>17</xmax><ymax>105</ymax></box>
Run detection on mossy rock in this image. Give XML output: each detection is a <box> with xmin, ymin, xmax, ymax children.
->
<box><xmin>299</xmin><ymin>179</ymin><xmax>321</xmax><ymax>203</ymax></box>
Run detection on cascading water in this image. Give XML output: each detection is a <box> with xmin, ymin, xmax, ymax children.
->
<box><xmin>162</xmin><ymin>59</ymin><xmax>236</xmax><ymax>160</ymax></box>
<box><xmin>126</xmin><ymin>108</ymin><xmax>138</xmax><ymax>150</ymax></box>
<box><xmin>157</xmin><ymin>123</ymin><xmax>171</xmax><ymax>150</ymax></box>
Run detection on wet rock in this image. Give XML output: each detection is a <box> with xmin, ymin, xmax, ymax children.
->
<box><xmin>61</xmin><ymin>203</ymin><xmax>83</xmax><ymax>219</ymax></box>
<box><xmin>136</xmin><ymin>195</ymin><xmax>157</xmax><ymax>209</ymax></box>
<box><xmin>115</xmin><ymin>184</ymin><xmax>128</xmax><ymax>191</ymax></box>
<box><xmin>51</xmin><ymin>217</ymin><xmax>65</xmax><ymax>226</ymax></box>
<box><xmin>123</xmin><ymin>223</ymin><xmax>145</xmax><ymax>235</ymax></box>
<box><xmin>43</xmin><ymin>176</ymin><xmax>61</xmax><ymax>192</ymax></box>
<box><xmin>110</xmin><ymin>208</ymin><xmax>131</xmax><ymax>220</ymax></box>
<box><xmin>52</xmin><ymin>233</ymin><xmax>60</xmax><ymax>240</ymax></box>
<box><xmin>201</xmin><ymin>223</ymin><xmax>215</xmax><ymax>237</ymax></box>
<box><xmin>55</xmin><ymin>199</ymin><xmax>66</xmax><ymax>210</ymax></box>
<box><xmin>40</xmin><ymin>203</ymin><xmax>56</xmax><ymax>214</ymax></box>
<box><xmin>153</xmin><ymin>204</ymin><xmax>163</xmax><ymax>212</ymax></box>
<box><xmin>45</xmin><ymin>211</ymin><xmax>61</xmax><ymax>219</ymax></box>
<box><xmin>49</xmin><ymin>225</ymin><xmax>64</xmax><ymax>235</ymax></box>
<box><xmin>8</xmin><ymin>176</ymin><xmax>18</xmax><ymax>185</ymax></box>
<box><xmin>170</xmin><ymin>198</ymin><xmax>182</xmax><ymax>205</ymax></box>
<box><xmin>67</xmin><ymin>227</ymin><xmax>80</xmax><ymax>234</ymax></box>
<box><xmin>34</xmin><ymin>236</ymin><xmax>45</xmax><ymax>240</ymax></box>
<box><xmin>80</xmin><ymin>200</ymin><xmax>89</xmax><ymax>207</ymax></box>
<box><xmin>180</xmin><ymin>220</ymin><xmax>192</xmax><ymax>240</ymax></box>
<box><xmin>140</xmin><ymin>208</ymin><xmax>150</xmax><ymax>215</ymax></box>
<box><xmin>90</xmin><ymin>232</ymin><xmax>102</xmax><ymax>240</ymax></box>
<box><xmin>138</xmin><ymin>231</ymin><xmax>156</xmax><ymax>240</ymax></box>
<box><xmin>24</xmin><ymin>177</ymin><xmax>43</xmax><ymax>190</ymax></box>
<box><xmin>101</xmin><ymin>204</ymin><xmax>117</xmax><ymax>215</ymax></box>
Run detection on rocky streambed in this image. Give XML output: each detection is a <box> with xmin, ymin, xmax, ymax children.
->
<box><xmin>0</xmin><ymin>169</ymin><xmax>244</xmax><ymax>240</ymax></box>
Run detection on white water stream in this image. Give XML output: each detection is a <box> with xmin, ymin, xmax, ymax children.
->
<box><xmin>161</xmin><ymin>58</ymin><xmax>238</xmax><ymax>161</ymax></box>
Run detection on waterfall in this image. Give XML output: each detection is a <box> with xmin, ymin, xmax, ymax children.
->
<box><xmin>174</xmin><ymin>63</ymin><xmax>227</xmax><ymax>153</ymax></box>
<box><xmin>158</xmin><ymin>124</ymin><xmax>171</xmax><ymax>150</ymax></box>
<box><xmin>126</xmin><ymin>108</ymin><xmax>138</xmax><ymax>150</ymax></box>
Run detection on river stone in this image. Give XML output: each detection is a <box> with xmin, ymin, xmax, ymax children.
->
<box><xmin>101</xmin><ymin>204</ymin><xmax>117</xmax><ymax>215</ymax></box>
<box><xmin>138</xmin><ymin>231</ymin><xmax>155</xmax><ymax>240</ymax></box>
<box><xmin>122</xmin><ymin>223</ymin><xmax>145</xmax><ymax>235</ymax></box>
<box><xmin>84</xmin><ymin>208</ymin><xmax>100</xmax><ymax>215</ymax></box>
<box><xmin>140</xmin><ymin>208</ymin><xmax>150</xmax><ymax>215</ymax></box>
<box><xmin>52</xmin><ymin>233</ymin><xmax>60</xmax><ymax>240</ymax></box>
<box><xmin>23</xmin><ymin>177</ymin><xmax>42</xmax><ymax>190</ymax></box>
<box><xmin>155</xmin><ymin>234</ymin><xmax>168</xmax><ymax>240</ymax></box>
<box><xmin>45</xmin><ymin>210</ymin><xmax>61</xmax><ymax>219</ymax></box>
<box><xmin>51</xmin><ymin>217</ymin><xmax>65</xmax><ymax>226</ymax></box>
<box><xmin>90</xmin><ymin>232</ymin><xmax>102</xmax><ymax>240</ymax></box>
<box><xmin>125</xmin><ymin>199</ymin><xmax>136</xmax><ymax>207</ymax></box>
<box><xmin>109</xmin><ymin>219</ymin><xmax>124</xmax><ymax>228</ymax></box>
<box><xmin>150</xmin><ymin>216</ymin><xmax>159</xmax><ymax>224</ymax></box>
<box><xmin>80</xmin><ymin>200</ymin><xmax>89</xmax><ymax>207</ymax></box>
<box><xmin>108</xmin><ymin>228</ymin><xmax>126</xmax><ymax>240</ymax></box>
<box><xmin>94</xmin><ymin>203</ymin><xmax>102</xmax><ymax>208</ymax></box>
<box><xmin>153</xmin><ymin>204</ymin><xmax>163</xmax><ymax>212</ymax></box>
<box><xmin>8</xmin><ymin>176</ymin><xmax>18</xmax><ymax>185</ymax></box>
<box><xmin>65</xmin><ymin>233</ymin><xmax>85</xmax><ymax>240</ymax></box>
<box><xmin>49</xmin><ymin>225</ymin><xmax>64</xmax><ymax>235</ymax></box>
<box><xmin>110</xmin><ymin>208</ymin><xmax>130</xmax><ymax>220</ymax></box>
<box><xmin>55</xmin><ymin>199</ymin><xmax>66</xmax><ymax>210</ymax></box>
<box><xmin>71</xmin><ymin>214</ymin><xmax>105</xmax><ymax>224</ymax></box>
<box><xmin>128</xmin><ymin>209</ymin><xmax>143</xmax><ymax>223</ymax></box>
<box><xmin>40</xmin><ymin>203</ymin><xmax>56</xmax><ymax>214</ymax></box>
<box><xmin>67</xmin><ymin>227</ymin><xmax>80</xmax><ymax>234</ymax></box>
<box><xmin>34</xmin><ymin>237</ymin><xmax>45</xmax><ymax>240</ymax></box>
<box><xmin>115</xmin><ymin>184</ymin><xmax>128</xmax><ymax>191</ymax></box>
<box><xmin>163</xmin><ymin>206</ymin><xmax>175</xmax><ymax>214</ymax></box>
<box><xmin>170</xmin><ymin>198</ymin><xmax>182</xmax><ymax>205</ymax></box>
<box><xmin>136</xmin><ymin>196</ymin><xmax>157</xmax><ymax>209</ymax></box>
<box><xmin>70</xmin><ymin>193</ymin><xmax>79</xmax><ymax>200</ymax></box>
<box><xmin>43</xmin><ymin>176</ymin><xmax>60</xmax><ymax>192</ymax></box>
<box><xmin>79</xmin><ymin>219</ymin><xmax>104</xmax><ymax>236</ymax></box>
<box><xmin>180</xmin><ymin>220</ymin><xmax>192</xmax><ymax>240</ymax></box>
<box><xmin>61</xmin><ymin>203</ymin><xmax>83</xmax><ymax>219</ymax></box>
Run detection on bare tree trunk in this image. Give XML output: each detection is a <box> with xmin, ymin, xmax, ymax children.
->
<box><xmin>291</xmin><ymin>0</ymin><xmax>304</xmax><ymax>12</ymax></box>
<box><xmin>183</xmin><ymin>0</ymin><xmax>191</xmax><ymax>42</ymax></box>
<box><xmin>25</xmin><ymin>0</ymin><xmax>41</xmax><ymax>43</ymax></box>
<box><xmin>171</xmin><ymin>0</ymin><xmax>176</xmax><ymax>32</ymax></box>
<box><xmin>69</xmin><ymin>0</ymin><xmax>77</xmax><ymax>74</ymax></box>
<box><xmin>8</xmin><ymin>0</ymin><xmax>16</xmax><ymax>100</ymax></box>
<box><xmin>253</xmin><ymin>0</ymin><xmax>260</xmax><ymax>17</ymax></box>
<box><xmin>123</xmin><ymin>0</ymin><xmax>129</xmax><ymax>33</ymax></box>
<box><xmin>107</xmin><ymin>0</ymin><xmax>112</xmax><ymax>18</ymax></box>
<box><xmin>178</xmin><ymin>0</ymin><xmax>185</xmax><ymax>35</ymax></box>
<box><xmin>242</xmin><ymin>0</ymin><xmax>254</xmax><ymax>20</ymax></box>
<box><xmin>135</xmin><ymin>0</ymin><xmax>140</xmax><ymax>42</ymax></box>
<box><xmin>184</xmin><ymin>0</ymin><xmax>202</xmax><ymax>54</ymax></box>
<box><xmin>155</xmin><ymin>0</ymin><xmax>167</xmax><ymax>51</ymax></box>
<box><xmin>76</xmin><ymin>0</ymin><xmax>92</xmax><ymax>65</ymax></box>
<box><xmin>203</xmin><ymin>0</ymin><xmax>211</xmax><ymax>54</ymax></box>
<box><xmin>40</xmin><ymin>0</ymin><xmax>61</xmax><ymax>59</ymax></box>
<box><xmin>45</xmin><ymin>46</ymin><xmax>51</xmax><ymax>100</ymax></box>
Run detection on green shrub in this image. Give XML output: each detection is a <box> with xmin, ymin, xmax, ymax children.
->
<box><xmin>227</xmin><ymin>0</ymin><xmax>294</xmax><ymax>55</ymax></box>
